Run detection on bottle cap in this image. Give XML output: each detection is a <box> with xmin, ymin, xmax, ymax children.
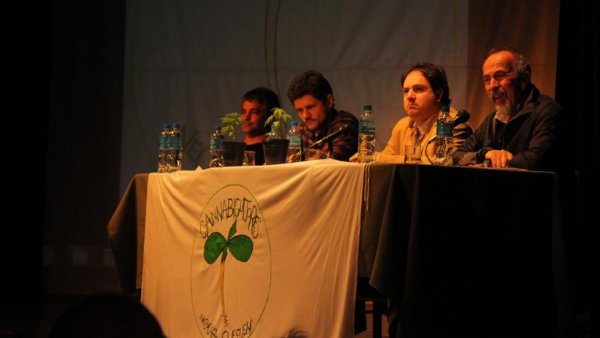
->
<box><xmin>363</xmin><ymin>104</ymin><xmax>372</xmax><ymax>110</ymax></box>
<box><xmin>163</xmin><ymin>123</ymin><xmax>171</xmax><ymax>129</ymax></box>
<box><xmin>172</xmin><ymin>122</ymin><xmax>181</xmax><ymax>129</ymax></box>
<box><xmin>291</xmin><ymin>120</ymin><xmax>298</xmax><ymax>127</ymax></box>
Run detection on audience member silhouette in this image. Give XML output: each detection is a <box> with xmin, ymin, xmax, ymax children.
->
<box><xmin>49</xmin><ymin>293</ymin><xmax>165</xmax><ymax>338</ymax></box>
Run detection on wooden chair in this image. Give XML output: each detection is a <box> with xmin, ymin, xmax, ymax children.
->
<box><xmin>356</xmin><ymin>277</ymin><xmax>388</xmax><ymax>338</ymax></box>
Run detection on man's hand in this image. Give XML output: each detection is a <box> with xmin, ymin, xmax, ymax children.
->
<box><xmin>287</xmin><ymin>153</ymin><xmax>301</xmax><ymax>163</ymax></box>
<box><xmin>484</xmin><ymin>149</ymin><xmax>514</xmax><ymax>168</ymax></box>
<box><xmin>349</xmin><ymin>152</ymin><xmax>380</xmax><ymax>163</ymax></box>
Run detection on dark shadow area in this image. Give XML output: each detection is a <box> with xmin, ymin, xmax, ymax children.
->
<box><xmin>556</xmin><ymin>1</ymin><xmax>598</xmax><ymax>337</ymax></box>
<box><xmin>48</xmin><ymin>293</ymin><xmax>164</xmax><ymax>338</ymax></box>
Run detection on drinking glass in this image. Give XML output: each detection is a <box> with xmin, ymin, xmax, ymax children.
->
<box><xmin>243</xmin><ymin>150</ymin><xmax>256</xmax><ymax>166</ymax></box>
<box><xmin>404</xmin><ymin>144</ymin><xmax>421</xmax><ymax>164</ymax></box>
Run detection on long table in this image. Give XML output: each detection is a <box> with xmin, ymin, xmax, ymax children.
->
<box><xmin>108</xmin><ymin>163</ymin><xmax>571</xmax><ymax>337</ymax></box>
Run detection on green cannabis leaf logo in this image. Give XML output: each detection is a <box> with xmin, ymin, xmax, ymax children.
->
<box><xmin>203</xmin><ymin>218</ymin><xmax>253</xmax><ymax>324</ymax></box>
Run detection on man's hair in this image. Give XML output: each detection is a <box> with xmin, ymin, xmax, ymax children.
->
<box><xmin>241</xmin><ymin>87</ymin><xmax>281</xmax><ymax>118</ymax></box>
<box><xmin>487</xmin><ymin>46</ymin><xmax>532</xmax><ymax>85</ymax></box>
<box><xmin>401</xmin><ymin>62</ymin><xmax>451</xmax><ymax>106</ymax></box>
<box><xmin>287</xmin><ymin>70</ymin><xmax>334</xmax><ymax>107</ymax></box>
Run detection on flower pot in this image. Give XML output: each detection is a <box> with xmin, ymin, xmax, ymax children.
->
<box><xmin>221</xmin><ymin>141</ymin><xmax>246</xmax><ymax>166</ymax></box>
<box><xmin>263</xmin><ymin>139</ymin><xmax>290</xmax><ymax>165</ymax></box>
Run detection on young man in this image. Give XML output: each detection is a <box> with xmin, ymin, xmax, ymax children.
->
<box><xmin>287</xmin><ymin>70</ymin><xmax>358</xmax><ymax>161</ymax></box>
<box><xmin>375</xmin><ymin>62</ymin><xmax>472</xmax><ymax>163</ymax></box>
<box><xmin>240</xmin><ymin>87</ymin><xmax>281</xmax><ymax>165</ymax></box>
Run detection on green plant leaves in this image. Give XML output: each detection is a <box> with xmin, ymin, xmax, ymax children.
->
<box><xmin>220</xmin><ymin>112</ymin><xmax>245</xmax><ymax>140</ymax></box>
<box><xmin>204</xmin><ymin>218</ymin><xmax>254</xmax><ymax>264</ymax></box>
<box><xmin>265</xmin><ymin>107</ymin><xmax>293</xmax><ymax>139</ymax></box>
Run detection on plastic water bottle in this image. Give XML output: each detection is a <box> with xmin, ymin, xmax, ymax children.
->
<box><xmin>358</xmin><ymin>104</ymin><xmax>375</xmax><ymax>163</ymax></box>
<box><xmin>265</xmin><ymin>124</ymin><xmax>277</xmax><ymax>141</ymax></box>
<box><xmin>157</xmin><ymin>123</ymin><xmax>171</xmax><ymax>173</ymax></box>
<box><xmin>434</xmin><ymin>105</ymin><xmax>453</xmax><ymax>165</ymax></box>
<box><xmin>208</xmin><ymin>125</ymin><xmax>224</xmax><ymax>168</ymax></box>
<box><xmin>287</xmin><ymin>120</ymin><xmax>301</xmax><ymax>162</ymax></box>
<box><xmin>168</xmin><ymin>122</ymin><xmax>183</xmax><ymax>171</ymax></box>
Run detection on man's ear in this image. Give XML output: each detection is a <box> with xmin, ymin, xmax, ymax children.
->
<box><xmin>520</xmin><ymin>70</ymin><xmax>531</xmax><ymax>90</ymax></box>
<box><xmin>326</xmin><ymin>94</ymin><xmax>334</xmax><ymax>109</ymax></box>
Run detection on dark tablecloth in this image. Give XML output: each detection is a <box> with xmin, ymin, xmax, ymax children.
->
<box><xmin>360</xmin><ymin>164</ymin><xmax>571</xmax><ymax>337</ymax></box>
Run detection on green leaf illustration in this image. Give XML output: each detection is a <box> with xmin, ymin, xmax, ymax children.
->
<box><xmin>228</xmin><ymin>219</ymin><xmax>237</xmax><ymax>240</ymax></box>
<box><xmin>228</xmin><ymin>235</ymin><xmax>253</xmax><ymax>262</ymax></box>
<box><xmin>202</xmin><ymin>217</ymin><xmax>256</xmax><ymax>324</ymax></box>
<box><xmin>204</xmin><ymin>232</ymin><xmax>227</xmax><ymax>264</ymax></box>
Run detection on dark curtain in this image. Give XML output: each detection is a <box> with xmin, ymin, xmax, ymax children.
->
<box><xmin>555</xmin><ymin>0</ymin><xmax>599</xmax><ymax>334</ymax></box>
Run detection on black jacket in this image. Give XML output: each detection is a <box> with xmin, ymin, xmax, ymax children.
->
<box><xmin>453</xmin><ymin>85</ymin><xmax>571</xmax><ymax>173</ymax></box>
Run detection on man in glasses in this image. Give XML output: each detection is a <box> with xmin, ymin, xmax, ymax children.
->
<box><xmin>453</xmin><ymin>47</ymin><xmax>569</xmax><ymax>173</ymax></box>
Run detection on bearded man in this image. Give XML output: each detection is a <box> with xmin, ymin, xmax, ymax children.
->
<box><xmin>453</xmin><ymin>47</ymin><xmax>569</xmax><ymax>173</ymax></box>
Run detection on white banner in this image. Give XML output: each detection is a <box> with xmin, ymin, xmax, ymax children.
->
<box><xmin>141</xmin><ymin>160</ymin><xmax>365</xmax><ymax>337</ymax></box>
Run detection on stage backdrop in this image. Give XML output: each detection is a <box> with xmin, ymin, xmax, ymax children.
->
<box><xmin>120</xmin><ymin>0</ymin><xmax>559</xmax><ymax>192</ymax></box>
<box><xmin>141</xmin><ymin>160</ymin><xmax>365</xmax><ymax>337</ymax></box>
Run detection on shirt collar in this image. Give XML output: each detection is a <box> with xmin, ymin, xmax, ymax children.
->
<box><xmin>411</xmin><ymin>114</ymin><xmax>437</xmax><ymax>138</ymax></box>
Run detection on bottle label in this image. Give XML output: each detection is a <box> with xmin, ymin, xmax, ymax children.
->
<box><xmin>358</xmin><ymin>118</ymin><xmax>376</xmax><ymax>163</ymax></box>
<box><xmin>359</xmin><ymin>120</ymin><xmax>375</xmax><ymax>134</ymax></box>
<box><xmin>288</xmin><ymin>135</ymin><xmax>301</xmax><ymax>149</ymax></box>
<box><xmin>436</xmin><ymin>122</ymin><xmax>453</xmax><ymax>137</ymax></box>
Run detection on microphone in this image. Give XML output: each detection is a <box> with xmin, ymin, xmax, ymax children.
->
<box><xmin>451</xmin><ymin>110</ymin><xmax>470</xmax><ymax>127</ymax></box>
<box><xmin>295</xmin><ymin>123</ymin><xmax>350</xmax><ymax>161</ymax></box>
<box><xmin>310</xmin><ymin>123</ymin><xmax>350</xmax><ymax>149</ymax></box>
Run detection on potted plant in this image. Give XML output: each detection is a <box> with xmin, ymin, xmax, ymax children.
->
<box><xmin>262</xmin><ymin>107</ymin><xmax>294</xmax><ymax>165</ymax></box>
<box><xmin>219</xmin><ymin>112</ymin><xmax>246</xmax><ymax>166</ymax></box>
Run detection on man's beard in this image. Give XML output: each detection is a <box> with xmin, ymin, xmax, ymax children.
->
<box><xmin>493</xmin><ymin>88</ymin><xmax>514</xmax><ymax>120</ymax></box>
<box><xmin>495</xmin><ymin>101</ymin><xmax>513</xmax><ymax>119</ymax></box>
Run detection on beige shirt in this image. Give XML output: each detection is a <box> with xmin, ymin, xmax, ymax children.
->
<box><xmin>378</xmin><ymin>107</ymin><xmax>472</xmax><ymax>164</ymax></box>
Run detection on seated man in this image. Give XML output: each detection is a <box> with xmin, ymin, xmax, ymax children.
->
<box><xmin>451</xmin><ymin>47</ymin><xmax>580</xmax><ymax>338</ymax></box>
<box><xmin>241</xmin><ymin>87</ymin><xmax>281</xmax><ymax>165</ymax></box>
<box><xmin>287</xmin><ymin>70</ymin><xmax>358</xmax><ymax>161</ymax></box>
<box><xmin>452</xmin><ymin>47</ymin><xmax>569</xmax><ymax>172</ymax></box>
<box><xmin>375</xmin><ymin>62</ymin><xmax>472</xmax><ymax>163</ymax></box>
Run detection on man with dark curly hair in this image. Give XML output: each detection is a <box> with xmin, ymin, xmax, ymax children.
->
<box><xmin>287</xmin><ymin>70</ymin><xmax>358</xmax><ymax>161</ymax></box>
